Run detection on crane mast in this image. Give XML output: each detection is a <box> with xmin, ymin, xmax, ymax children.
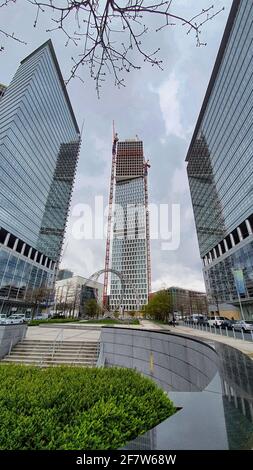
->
<box><xmin>144</xmin><ymin>159</ymin><xmax>151</xmax><ymax>296</ymax></box>
<box><xmin>103</xmin><ymin>124</ymin><xmax>118</xmax><ymax>308</ymax></box>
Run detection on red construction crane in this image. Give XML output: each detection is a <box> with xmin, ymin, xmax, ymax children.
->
<box><xmin>103</xmin><ymin>123</ymin><xmax>119</xmax><ymax>308</ymax></box>
<box><xmin>144</xmin><ymin>159</ymin><xmax>151</xmax><ymax>296</ymax></box>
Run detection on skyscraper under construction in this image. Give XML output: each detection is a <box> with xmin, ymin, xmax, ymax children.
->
<box><xmin>105</xmin><ymin>136</ymin><xmax>151</xmax><ymax>312</ymax></box>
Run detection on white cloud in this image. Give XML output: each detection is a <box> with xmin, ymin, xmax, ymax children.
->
<box><xmin>152</xmin><ymin>264</ymin><xmax>205</xmax><ymax>293</ymax></box>
<box><xmin>171</xmin><ymin>164</ymin><xmax>189</xmax><ymax>195</ymax></box>
<box><xmin>157</xmin><ymin>73</ymin><xmax>185</xmax><ymax>139</ymax></box>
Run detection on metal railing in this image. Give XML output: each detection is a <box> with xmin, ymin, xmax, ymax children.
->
<box><xmin>39</xmin><ymin>328</ymin><xmax>64</xmax><ymax>367</ymax></box>
<box><xmin>71</xmin><ymin>342</ymin><xmax>85</xmax><ymax>366</ymax></box>
<box><xmin>182</xmin><ymin>321</ymin><xmax>253</xmax><ymax>342</ymax></box>
<box><xmin>8</xmin><ymin>338</ymin><xmax>14</xmax><ymax>357</ymax></box>
<box><xmin>51</xmin><ymin>328</ymin><xmax>64</xmax><ymax>359</ymax></box>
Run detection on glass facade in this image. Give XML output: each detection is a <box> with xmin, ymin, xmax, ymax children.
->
<box><xmin>186</xmin><ymin>0</ymin><xmax>253</xmax><ymax>318</ymax></box>
<box><xmin>204</xmin><ymin>239</ymin><xmax>253</xmax><ymax>316</ymax></box>
<box><xmin>0</xmin><ymin>40</ymin><xmax>80</xmax><ymax>312</ymax></box>
<box><xmin>110</xmin><ymin>140</ymin><xmax>149</xmax><ymax>311</ymax></box>
<box><xmin>0</xmin><ymin>245</ymin><xmax>54</xmax><ymax>310</ymax></box>
<box><xmin>0</xmin><ymin>40</ymin><xmax>80</xmax><ymax>258</ymax></box>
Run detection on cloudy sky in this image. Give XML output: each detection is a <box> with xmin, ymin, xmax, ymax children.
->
<box><xmin>0</xmin><ymin>0</ymin><xmax>232</xmax><ymax>292</ymax></box>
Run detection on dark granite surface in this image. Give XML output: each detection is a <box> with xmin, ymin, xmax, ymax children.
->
<box><xmin>101</xmin><ymin>328</ymin><xmax>253</xmax><ymax>450</ymax></box>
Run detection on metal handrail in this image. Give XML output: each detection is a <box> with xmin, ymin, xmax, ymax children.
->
<box><xmin>72</xmin><ymin>342</ymin><xmax>84</xmax><ymax>366</ymax></box>
<box><xmin>39</xmin><ymin>328</ymin><xmax>64</xmax><ymax>367</ymax></box>
<box><xmin>51</xmin><ymin>328</ymin><xmax>64</xmax><ymax>360</ymax></box>
<box><xmin>8</xmin><ymin>338</ymin><xmax>13</xmax><ymax>356</ymax></box>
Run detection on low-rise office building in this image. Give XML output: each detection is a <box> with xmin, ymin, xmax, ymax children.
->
<box><xmin>54</xmin><ymin>275</ymin><xmax>103</xmax><ymax>317</ymax></box>
<box><xmin>167</xmin><ymin>287</ymin><xmax>208</xmax><ymax>317</ymax></box>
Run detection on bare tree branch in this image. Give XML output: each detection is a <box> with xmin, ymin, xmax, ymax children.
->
<box><xmin>0</xmin><ymin>0</ymin><xmax>27</xmax><ymax>51</ymax></box>
<box><xmin>2</xmin><ymin>1</ymin><xmax>224</xmax><ymax>95</ymax></box>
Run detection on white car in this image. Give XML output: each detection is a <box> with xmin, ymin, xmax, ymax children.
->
<box><xmin>207</xmin><ymin>316</ymin><xmax>226</xmax><ymax>327</ymax></box>
<box><xmin>7</xmin><ymin>315</ymin><xmax>26</xmax><ymax>324</ymax></box>
<box><xmin>232</xmin><ymin>320</ymin><xmax>253</xmax><ymax>332</ymax></box>
<box><xmin>0</xmin><ymin>314</ymin><xmax>9</xmax><ymax>324</ymax></box>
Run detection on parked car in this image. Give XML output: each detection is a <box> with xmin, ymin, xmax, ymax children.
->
<box><xmin>206</xmin><ymin>316</ymin><xmax>226</xmax><ymax>327</ymax></box>
<box><xmin>197</xmin><ymin>316</ymin><xmax>208</xmax><ymax>325</ymax></box>
<box><xmin>0</xmin><ymin>314</ymin><xmax>9</xmax><ymax>324</ymax></box>
<box><xmin>188</xmin><ymin>314</ymin><xmax>205</xmax><ymax>324</ymax></box>
<box><xmin>0</xmin><ymin>315</ymin><xmax>23</xmax><ymax>325</ymax></box>
<box><xmin>232</xmin><ymin>320</ymin><xmax>253</xmax><ymax>332</ymax></box>
<box><xmin>8</xmin><ymin>314</ymin><xmax>26</xmax><ymax>324</ymax></box>
<box><xmin>221</xmin><ymin>318</ymin><xmax>236</xmax><ymax>330</ymax></box>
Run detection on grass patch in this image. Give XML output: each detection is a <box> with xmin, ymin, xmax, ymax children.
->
<box><xmin>81</xmin><ymin>319</ymin><xmax>140</xmax><ymax>325</ymax></box>
<box><xmin>28</xmin><ymin>318</ymin><xmax>79</xmax><ymax>326</ymax></box>
<box><xmin>0</xmin><ymin>365</ymin><xmax>175</xmax><ymax>450</ymax></box>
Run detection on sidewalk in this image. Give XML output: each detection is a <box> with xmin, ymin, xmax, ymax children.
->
<box><xmin>26</xmin><ymin>326</ymin><xmax>100</xmax><ymax>342</ymax></box>
<box><xmin>146</xmin><ymin>321</ymin><xmax>253</xmax><ymax>359</ymax></box>
<box><xmin>26</xmin><ymin>321</ymin><xmax>253</xmax><ymax>359</ymax></box>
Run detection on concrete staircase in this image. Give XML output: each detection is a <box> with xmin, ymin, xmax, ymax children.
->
<box><xmin>1</xmin><ymin>339</ymin><xmax>99</xmax><ymax>367</ymax></box>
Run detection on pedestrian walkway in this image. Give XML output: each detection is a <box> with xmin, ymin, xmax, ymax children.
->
<box><xmin>26</xmin><ymin>326</ymin><xmax>100</xmax><ymax>342</ymax></box>
<box><xmin>140</xmin><ymin>320</ymin><xmax>253</xmax><ymax>359</ymax></box>
<box><xmin>25</xmin><ymin>321</ymin><xmax>253</xmax><ymax>360</ymax></box>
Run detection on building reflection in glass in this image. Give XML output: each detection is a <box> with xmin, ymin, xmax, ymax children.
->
<box><xmin>216</xmin><ymin>343</ymin><xmax>253</xmax><ymax>449</ymax></box>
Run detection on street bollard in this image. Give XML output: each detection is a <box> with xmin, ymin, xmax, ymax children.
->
<box><xmin>233</xmin><ymin>328</ymin><xmax>236</xmax><ymax>339</ymax></box>
<box><xmin>241</xmin><ymin>329</ymin><xmax>245</xmax><ymax>342</ymax></box>
<box><xmin>226</xmin><ymin>327</ymin><xmax>228</xmax><ymax>337</ymax></box>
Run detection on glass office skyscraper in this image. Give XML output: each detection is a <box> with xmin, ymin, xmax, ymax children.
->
<box><xmin>0</xmin><ymin>40</ymin><xmax>80</xmax><ymax>314</ymax></box>
<box><xmin>110</xmin><ymin>139</ymin><xmax>150</xmax><ymax>311</ymax></box>
<box><xmin>186</xmin><ymin>0</ymin><xmax>253</xmax><ymax>319</ymax></box>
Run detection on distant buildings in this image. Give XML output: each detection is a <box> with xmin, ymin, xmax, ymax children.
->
<box><xmin>186</xmin><ymin>0</ymin><xmax>253</xmax><ymax>320</ymax></box>
<box><xmin>57</xmin><ymin>269</ymin><xmax>73</xmax><ymax>281</ymax></box>
<box><xmin>0</xmin><ymin>40</ymin><xmax>80</xmax><ymax>315</ymax></box>
<box><xmin>109</xmin><ymin>138</ymin><xmax>151</xmax><ymax>311</ymax></box>
<box><xmin>166</xmin><ymin>287</ymin><xmax>208</xmax><ymax>317</ymax></box>
<box><xmin>55</xmin><ymin>276</ymin><xmax>103</xmax><ymax>317</ymax></box>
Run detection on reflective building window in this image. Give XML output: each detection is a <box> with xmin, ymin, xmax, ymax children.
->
<box><xmin>0</xmin><ymin>40</ymin><xmax>80</xmax><ymax>311</ymax></box>
<box><xmin>186</xmin><ymin>1</ymin><xmax>253</xmax><ymax>316</ymax></box>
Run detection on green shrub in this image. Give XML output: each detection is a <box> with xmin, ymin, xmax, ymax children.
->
<box><xmin>28</xmin><ymin>317</ymin><xmax>79</xmax><ymax>326</ymax></box>
<box><xmin>0</xmin><ymin>365</ymin><xmax>175</xmax><ymax>450</ymax></box>
<box><xmin>81</xmin><ymin>319</ymin><xmax>140</xmax><ymax>325</ymax></box>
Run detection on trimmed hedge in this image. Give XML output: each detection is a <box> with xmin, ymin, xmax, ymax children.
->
<box><xmin>28</xmin><ymin>318</ymin><xmax>79</xmax><ymax>326</ymax></box>
<box><xmin>0</xmin><ymin>365</ymin><xmax>175</xmax><ymax>450</ymax></box>
<box><xmin>82</xmin><ymin>319</ymin><xmax>140</xmax><ymax>325</ymax></box>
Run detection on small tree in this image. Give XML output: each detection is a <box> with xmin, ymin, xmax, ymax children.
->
<box><xmin>26</xmin><ymin>287</ymin><xmax>51</xmax><ymax>320</ymax></box>
<box><xmin>85</xmin><ymin>299</ymin><xmax>100</xmax><ymax>319</ymax></box>
<box><xmin>145</xmin><ymin>290</ymin><xmax>172</xmax><ymax>323</ymax></box>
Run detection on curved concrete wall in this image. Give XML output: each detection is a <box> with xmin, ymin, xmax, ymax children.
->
<box><xmin>0</xmin><ymin>324</ymin><xmax>27</xmax><ymax>359</ymax></box>
<box><xmin>101</xmin><ymin>328</ymin><xmax>218</xmax><ymax>392</ymax></box>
